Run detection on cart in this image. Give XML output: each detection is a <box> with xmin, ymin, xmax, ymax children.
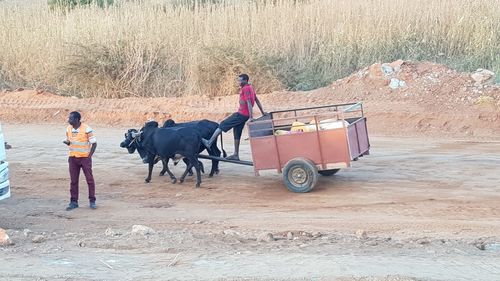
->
<box><xmin>198</xmin><ymin>102</ymin><xmax>370</xmax><ymax>193</ymax></box>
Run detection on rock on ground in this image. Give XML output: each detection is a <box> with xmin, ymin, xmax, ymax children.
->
<box><xmin>257</xmin><ymin>232</ymin><xmax>275</xmax><ymax>242</ymax></box>
<box><xmin>131</xmin><ymin>225</ymin><xmax>155</xmax><ymax>235</ymax></box>
<box><xmin>471</xmin><ymin>69</ymin><xmax>495</xmax><ymax>85</ymax></box>
<box><xmin>356</xmin><ymin>230</ymin><xmax>368</xmax><ymax>239</ymax></box>
<box><xmin>31</xmin><ymin>235</ymin><xmax>46</xmax><ymax>243</ymax></box>
<box><xmin>0</xmin><ymin>228</ymin><xmax>13</xmax><ymax>246</ymax></box>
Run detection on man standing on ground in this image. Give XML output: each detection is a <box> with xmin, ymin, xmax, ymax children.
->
<box><xmin>202</xmin><ymin>74</ymin><xmax>266</xmax><ymax>160</ymax></box>
<box><xmin>63</xmin><ymin>111</ymin><xmax>97</xmax><ymax>210</ymax></box>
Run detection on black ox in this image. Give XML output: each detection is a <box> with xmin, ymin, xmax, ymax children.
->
<box><xmin>120</xmin><ymin>119</ymin><xmax>225</xmax><ymax>185</ymax></box>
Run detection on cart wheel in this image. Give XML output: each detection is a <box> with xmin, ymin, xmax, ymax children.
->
<box><xmin>283</xmin><ymin>158</ymin><xmax>318</xmax><ymax>193</ymax></box>
<box><xmin>319</xmin><ymin>169</ymin><xmax>340</xmax><ymax>176</ymax></box>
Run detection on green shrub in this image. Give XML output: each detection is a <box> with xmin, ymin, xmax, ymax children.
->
<box><xmin>48</xmin><ymin>0</ymin><xmax>114</xmax><ymax>10</ymax></box>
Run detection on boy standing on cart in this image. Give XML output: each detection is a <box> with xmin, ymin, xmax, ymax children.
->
<box><xmin>202</xmin><ymin>74</ymin><xmax>266</xmax><ymax>161</ymax></box>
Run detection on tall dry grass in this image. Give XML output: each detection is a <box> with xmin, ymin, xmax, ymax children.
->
<box><xmin>0</xmin><ymin>0</ymin><xmax>499</xmax><ymax>98</ymax></box>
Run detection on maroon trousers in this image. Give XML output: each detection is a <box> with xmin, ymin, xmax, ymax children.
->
<box><xmin>68</xmin><ymin>157</ymin><xmax>96</xmax><ymax>203</ymax></box>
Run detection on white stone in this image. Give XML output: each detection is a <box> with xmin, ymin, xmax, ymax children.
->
<box><xmin>389</xmin><ymin>78</ymin><xmax>401</xmax><ymax>89</ymax></box>
<box><xmin>131</xmin><ymin>225</ymin><xmax>155</xmax><ymax>235</ymax></box>
<box><xmin>471</xmin><ymin>69</ymin><xmax>495</xmax><ymax>85</ymax></box>
<box><xmin>356</xmin><ymin>230</ymin><xmax>368</xmax><ymax>239</ymax></box>
<box><xmin>105</xmin><ymin>228</ymin><xmax>118</xmax><ymax>237</ymax></box>
<box><xmin>381</xmin><ymin>64</ymin><xmax>394</xmax><ymax>75</ymax></box>
<box><xmin>222</xmin><ymin>229</ymin><xmax>240</xmax><ymax>236</ymax></box>
<box><xmin>0</xmin><ymin>228</ymin><xmax>12</xmax><ymax>246</ymax></box>
<box><xmin>32</xmin><ymin>235</ymin><xmax>46</xmax><ymax>243</ymax></box>
<box><xmin>257</xmin><ymin>232</ymin><xmax>274</xmax><ymax>242</ymax></box>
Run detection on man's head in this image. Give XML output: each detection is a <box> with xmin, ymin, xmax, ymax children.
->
<box><xmin>238</xmin><ymin>74</ymin><xmax>250</xmax><ymax>87</ymax></box>
<box><xmin>68</xmin><ymin>111</ymin><xmax>81</xmax><ymax>127</ymax></box>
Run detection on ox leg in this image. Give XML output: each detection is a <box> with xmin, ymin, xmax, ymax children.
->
<box><xmin>181</xmin><ymin>158</ymin><xmax>204</xmax><ymax>175</ymax></box>
<box><xmin>181</xmin><ymin>156</ymin><xmax>202</xmax><ymax>188</ymax></box>
<box><xmin>182</xmin><ymin>158</ymin><xmax>194</xmax><ymax>176</ymax></box>
<box><xmin>145</xmin><ymin>161</ymin><xmax>154</xmax><ymax>183</ymax></box>
<box><xmin>208</xmin><ymin>142</ymin><xmax>222</xmax><ymax>177</ymax></box>
<box><xmin>179</xmin><ymin>162</ymin><xmax>193</xmax><ymax>184</ymax></box>
<box><xmin>198</xmin><ymin>161</ymin><xmax>205</xmax><ymax>174</ymax></box>
<box><xmin>193</xmin><ymin>156</ymin><xmax>202</xmax><ymax>188</ymax></box>
<box><xmin>161</xmin><ymin>158</ymin><xmax>177</xmax><ymax>184</ymax></box>
<box><xmin>159</xmin><ymin>159</ymin><xmax>168</xmax><ymax>176</ymax></box>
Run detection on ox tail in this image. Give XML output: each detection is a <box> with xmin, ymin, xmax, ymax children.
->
<box><xmin>220</xmin><ymin>134</ymin><xmax>227</xmax><ymax>158</ymax></box>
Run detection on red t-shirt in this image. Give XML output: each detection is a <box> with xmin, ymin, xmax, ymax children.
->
<box><xmin>238</xmin><ymin>84</ymin><xmax>256</xmax><ymax>117</ymax></box>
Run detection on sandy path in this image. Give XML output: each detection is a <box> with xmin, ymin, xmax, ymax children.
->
<box><xmin>1</xmin><ymin>124</ymin><xmax>499</xmax><ymax>280</ymax></box>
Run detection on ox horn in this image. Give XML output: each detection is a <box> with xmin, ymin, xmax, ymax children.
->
<box><xmin>131</xmin><ymin>131</ymin><xmax>142</xmax><ymax>138</ymax></box>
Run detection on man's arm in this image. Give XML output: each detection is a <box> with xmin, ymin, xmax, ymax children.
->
<box><xmin>63</xmin><ymin>140</ymin><xmax>70</xmax><ymax>146</ymax></box>
<box><xmin>86</xmin><ymin>126</ymin><xmax>97</xmax><ymax>157</ymax></box>
<box><xmin>89</xmin><ymin>143</ymin><xmax>97</xmax><ymax>158</ymax></box>
<box><xmin>243</xmin><ymin>90</ymin><xmax>255</xmax><ymax>121</ymax></box>
<box><xmin>255</xmin><ymin>96</ymin><xmax>266</xmax><ymax>115</ymax></box>
<box><xmin>63</xmin><ymin>131</ymin><xmax>70</xmax><ymax>146</ymax></box>
<box><xmin>246</xmin><ymin>100</ymin><xmax>254</xmax><ymax>121</ymax></box>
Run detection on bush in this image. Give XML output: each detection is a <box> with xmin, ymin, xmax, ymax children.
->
<box><xmin>48</xmin><ymin>0</ymin><xmax>114</xmax><ymax>10</ymax></box>
<box><xmin>61</xmin><ymin>42</ymin><xmax>186</xmax><ymax>98</ymax></box>
<box><xmin>197</xmin><ymin>46</ymin><xmax>282</xmax><ymax>96</ymax></box>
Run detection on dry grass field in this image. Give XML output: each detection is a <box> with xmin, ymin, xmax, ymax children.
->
<box><xmin>0</xmin><ymin>0</ymin><xmax>498</xmax><ymax>98</ymax></box>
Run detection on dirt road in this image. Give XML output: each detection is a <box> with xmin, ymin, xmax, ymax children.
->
<box><xmin>1</xmin><ymin>124</ymin><xmax>499</xmax><ymax>280</ymax></box>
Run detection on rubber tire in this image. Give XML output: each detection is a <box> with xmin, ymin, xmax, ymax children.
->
<box><xmin>319</xmin><ymin>169</ymin><xmax>340</xmax><ymax>176</ymax></box>
<box><xmin>282</xmin><ymin>158</ymin><xmax>319</xmax><ymax>193</ymax></box>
